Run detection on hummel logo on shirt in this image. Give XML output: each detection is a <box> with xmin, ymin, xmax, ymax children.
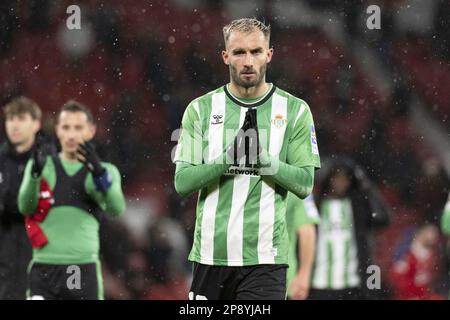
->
<box><xmin>211</xmin><ymin>114</ymin><xmax>223</xmax><ymax>124</ymax></box>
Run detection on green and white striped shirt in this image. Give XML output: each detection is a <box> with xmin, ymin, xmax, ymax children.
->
<box><xmin>312</xmin><ymin>198</ymin><xmax>360</xmax><ymax>289</ymax></box>
<box><xmin>174</xmin><ymin>84</ymin><xmax>320</xmax><ymax>266</ymax></box>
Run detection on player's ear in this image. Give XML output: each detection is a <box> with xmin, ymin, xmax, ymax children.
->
<box><xmin>266</xmin><ymin>47</ymin><xmax>273</xmax><ymax>63</ymax></box>
<box><xmin>33</xmin><ymin>119</ymin><xmax>41</xmax><ymax>134</ymax></box>
<box><xmin>87</xmin><ymin>123</ymin><xmax>96</xmax><ymax>140</ymax></box>
<box><xmin>222</xmin><ymin>50</ymin><xmax>229</xmax><ymax>65</ymax></box>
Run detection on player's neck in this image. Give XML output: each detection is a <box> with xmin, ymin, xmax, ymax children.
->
<box><xmin>228</xmin><ymin>81</ymin><xmax>269</xmax><ymax>100</ymax></box>
<box><xmin>59</xmin><ymin>151</ymin><xmax>78</xmax><ymax>162</ymax></box>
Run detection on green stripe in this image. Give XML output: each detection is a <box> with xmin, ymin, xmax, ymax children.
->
<box><xmin>343</xmin><ymin>199</ymin><xmax>351</xmax><ymax>228</ymax></box>
<box><xmin>199</xmin><ymin>94</ymin><xmax>212</xmax><ymax>162</ymax></box>
<box><xmin>274</xmin><ymin>187</ymin><xmax>289</xmax><ymax>264</ymax></box>
<box><xmin>242</xmin><ymin>177</ymin><xmax>262</xmax><ymax>263</ymax></box>
<box><xmin>311</xmin><ymin>200</ymin><xmax>327</xmax><ymax>286</ymax></box>
<box><xmin>343</xmin><ymin>199</ymin><xmax>352</xmax><ymax>288</ymax></box>
<box><xmin>224</xmin><ymin>96</ymin><xmax>242</xmax><ymax>161</ymax></box>
<box><xmin>95</xmin><ymin>260</ymin><xmax>104</xmax><ymax>300</ymax></box>
<box><xmin>189</xmin><ymin>188</ymin><xmax>208</xmax><ymax>260</ymax></box>
<box><xmin>344</xmin><ymin>238</ymin><xmax>350</xmax><ymax>288</ymax></box>
<box><xmin>26</xmin><ymin>260</ymin><xmax>34</xmax><ymax>299</ymax></box>
<box><xmin>214</xmin><ymin>176</ymin><xmax>233</xmax><ymax>262</ymax></box>
<box><xmin>321</xmin><ymin>200</ymin><xmax>333</xmax><ymax>288</ymax></box>
<box><xmin>327</xmin><ymin>240</ymin><xmax>333</xmax><ymax>288</ymax></box>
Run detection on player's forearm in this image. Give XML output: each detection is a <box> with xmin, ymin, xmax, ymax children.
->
<box><xmin>298</xmin><ymin>224</ymin><xmax>316</xmax><ymax>276</ymax></box>
<box><xmin>260</xmin><ymin>152</ymin><xmax>314</xmax><ymax>199</ymax></box>
<box><xmin>101</xmin><ymin>170</ymin><xmax>126</xmax><ymax>216</ymax></box>
<box><xmin>18</xmin><ymin>163</ymin><xmax>40</xmax><ymax>215</ymax></box>
<box><xmin>103</xmin><ymin>186</ymin><xmax>126</xmax><ymax>216</ymax></box>
<box><xmin>174</xmin><ymin>161</ymin><xmax>231</xmax><ymax>197</ymax></box>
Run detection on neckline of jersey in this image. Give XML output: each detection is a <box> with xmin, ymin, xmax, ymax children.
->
<box><xmin>60</xmin><ymin>157</ymin><xmax>82</xmax><ymax>167</ymax></box>
<box><xmin>224</xmin><ymin>83</ymin><xmax>276</xmax><ymax>109</ymax></box>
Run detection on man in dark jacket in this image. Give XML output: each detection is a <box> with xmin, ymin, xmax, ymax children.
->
<box><xmin>0</xmin><ymin>96</ymin><xmax>42</xmax><ymax>299</ymax></box>
<box><xmin>309</xmin><ymin>156</ymin><xmax>391</xmax><ymax>300</ymax></box>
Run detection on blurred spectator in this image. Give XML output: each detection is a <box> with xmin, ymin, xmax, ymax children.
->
<box><xmin>0</xmin><ymin>0</ymin><xmax>19</xmax><ymax>56</ymax></box>
<box><xmin>442</xmin><ymin>193</ymin><xmax>450</xmax><ymax>236</ymax></box>
<box><xmin>142</xmin><ymin>38</ymin><xmax>172</xmax><ymax>99</ymax></box>
<box><xmin>183</xmin><ymin>43</ymin><xmax>215</xmax><ymax>92</ymax></box>
<box><xmin>434</xmin><ymin>0</ymin><xmax>450</xmax><ymax>61</ymax></box>
<box><xmin>0</xmin><ymin>97</ymin><xmax>41</xmax><ymax>299</ymax></box>
<box><xmin>28</xmin><ymin>0</ymin><xmax>51</xmax><ymax>32</ymax></box>
<box><xmin>389</xmin><ymin>223</ymin><xmax>444</xmax><ymax>299</ymax></box>
<box><xmin>415</xmin><ymin>159</ymin><xmax>450</xmax><ymax>224</ymax></box>
<box><xmin>90</xmin><ymin>2</ymin><xmax>122</xmax><ymax>53</ymax></box>
<box><xmin>309</xmin><ymin>156</ymin><xmax>391</xmax><ymax>300</ymax></box>
<box><xmin>441</xmin><ymin>193</ymin><xmax>450</xmax><ymax>299</ymax></box>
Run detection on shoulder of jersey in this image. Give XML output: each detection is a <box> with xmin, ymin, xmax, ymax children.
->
<box><xmin>188</xmin><ymin>86</ymin><xmax>225</xmax><ymax>108</ymax></box>
<box><xmin>100</xmin><ymin>161</ymin><xmax>117</xmax><ymax>170</ymax></box>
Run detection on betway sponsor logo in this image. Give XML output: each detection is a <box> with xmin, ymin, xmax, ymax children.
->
<box><xmin>224</xmin><ymin>166</ymin><xmax>260</xmax><ymax>176</ymax></box>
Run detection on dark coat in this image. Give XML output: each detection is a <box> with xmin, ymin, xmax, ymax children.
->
<box><xmin>0</xmin><ymin>141</ymin><xmax>33</xmax><ymax>227</ymax></box>
<box><xmin>0</xmin><ymin>135</ymin><xmax>56</xmax><ymax>299</ymax></box>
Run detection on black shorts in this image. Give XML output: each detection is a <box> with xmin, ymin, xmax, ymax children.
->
<box><xmin>28</xmin><ymin>262</ymin><xmax>103</xmax><ymax>300</ymax></box>
<box><xmin>189</xmin><ymin>262</ymin><xmax>287</xmax><ymax>300</ymax></box>
<box><xmin>0</xmin><ymin>223</ymin><xmax>32</xmax><ymax>300</ymax></box>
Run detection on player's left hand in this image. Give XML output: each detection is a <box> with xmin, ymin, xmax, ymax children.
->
<box><xmin>76</xmin><ymin>141</ymin><xmax>104</xmax><ymax>176</ymax></box>
<box><xmin>77</xmin><ymin>141</ymin><xmax>113</xmax><ymax>192</ymax></box>
<box><xmin>31</xmin><ymin>135</ymin><xmax>48</xmax><ymax>179</ymax></box>
<box><xmin>288</xmin><ymin>269</ymin><xmax>311</xmax><ymax>300</ymax></box>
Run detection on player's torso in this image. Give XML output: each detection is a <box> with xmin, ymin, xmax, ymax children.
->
<box><xmin>35</xmin><ymin>157</ymin><xmax>102</xmax><ymax>264</ymax></box>
<box><xmin>195</xmin><ymin>85</ymin><xmax>301</xmax><ymax>169</ymax></box>
<box><xmin>189</xmin><ymin>85</ymin><xmax>304</xmax><ymax>266</ymax></box>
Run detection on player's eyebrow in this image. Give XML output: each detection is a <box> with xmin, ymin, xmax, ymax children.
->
<box><xmin>250</xmin><ymin>47</ymin><xmax>263</xmax><ymax>53</ymax></box>
<box><xmin>232</xmin><ymin>48</ymin><xmax>246</xmax><ymax>54</ymax></box>
<box><xmin>232</xmin><ymin>47</ymin><xmax>263</xmax><ymax>55</ymax></box>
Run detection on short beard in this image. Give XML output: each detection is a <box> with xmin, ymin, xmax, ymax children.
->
<box><xmin>230</xmin><ymin>63</ymin><xmax>266</xmax><ymax>89</ymax></box>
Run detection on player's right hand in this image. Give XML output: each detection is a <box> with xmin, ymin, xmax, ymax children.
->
<box><xmin>76</xmin><ymin>140</ymin><xmax>104</xmax><ymax>176</ymax></box>
<box><xmin>31</xmin><ymin>135</ymin><xmax>47</xmax><ymax>178</ymax></box>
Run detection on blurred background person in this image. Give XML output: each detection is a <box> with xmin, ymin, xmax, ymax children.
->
<box><xmin>18</xmin><ymin>101</ymin><xmax>126</xmax><ymax>300</ymax></box>
<box><xmin>0</xmin><ymin>97</ymin><xmax>41</xmax><ymax>300</ymax></box>
<box><xmin>286</xmin><ymin>194</ymin><xmax>320</xmax><ymax>300</ymax></box>
<box><xmin>441</xmin><ymin>193</ymin><xmax>450</xmax><ymax>238</ymax></box>
<box><xmin>389</xmin><ymin>222</ymin><xmax>443</xmax><ymax>300</ymax></box>
<box><xmin>441</xmin><ymin>193</ymin><xmax>450</xmax><ymax>299</ymax></box>
<box><xmin>309</xmin><ymin>156</ymin><xmax>391</xmax><ymax>300</ymax></box>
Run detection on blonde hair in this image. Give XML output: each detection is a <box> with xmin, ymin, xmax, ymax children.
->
<box><xmin>223</xmin><ymin>18</ymin><xmax>271</xmax><ymax>45</ymax></box>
